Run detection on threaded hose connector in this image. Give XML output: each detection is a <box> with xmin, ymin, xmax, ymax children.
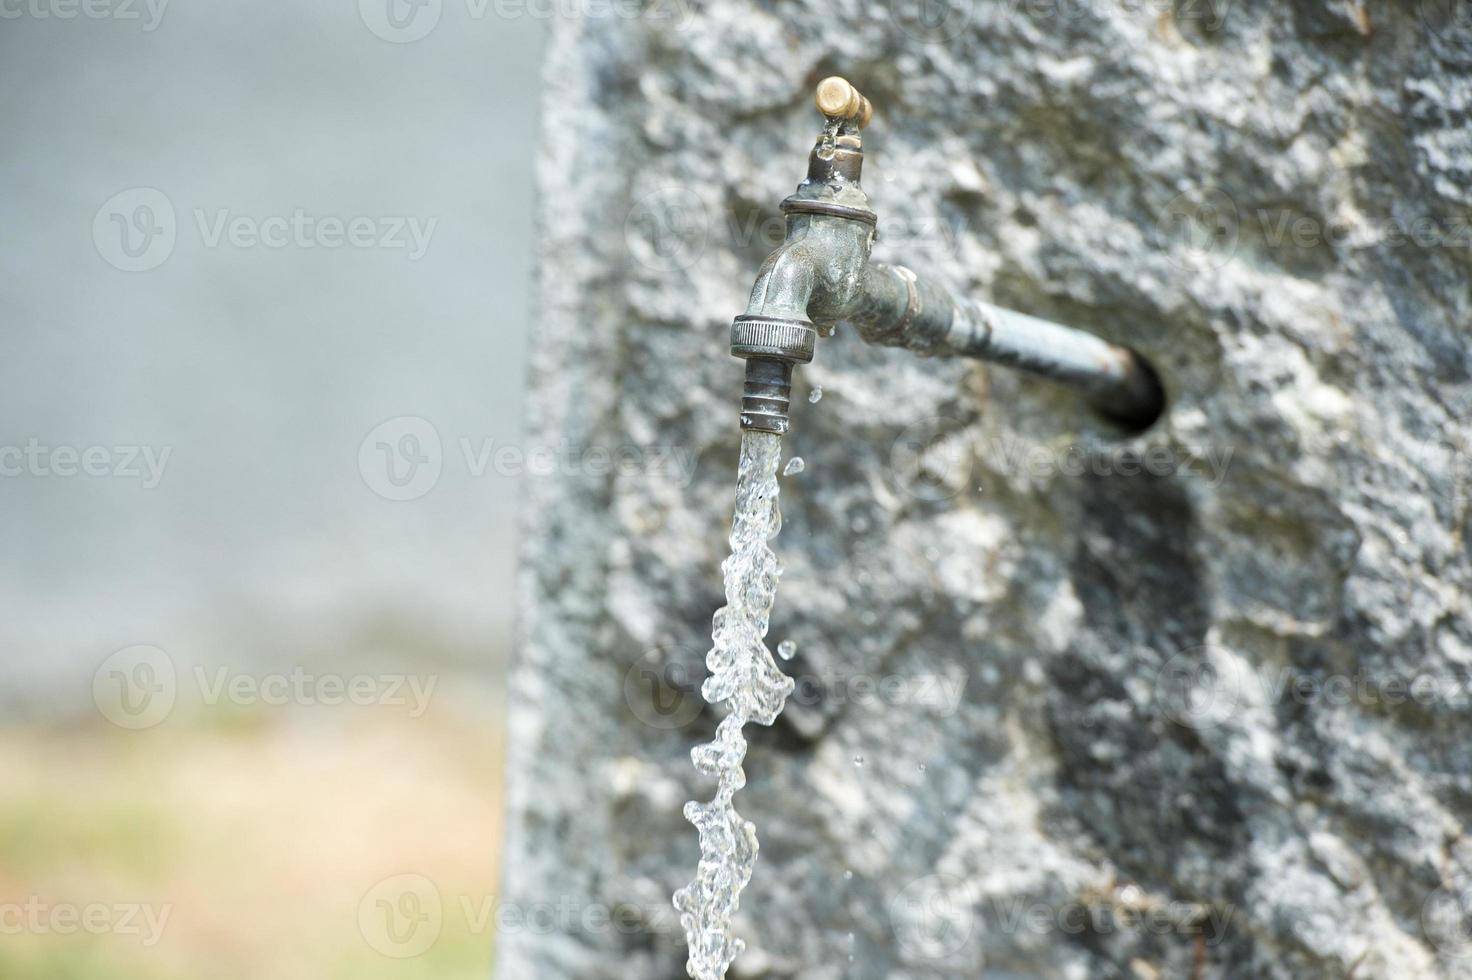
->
<box><xmin>738</xmin><ymin>358</ymin><xmax>795</xmax><ymax>434</ymax></box>
<box><xmin>730</xmin><ymin>315</ymin><xmax>815</xmax><ymax>434</ymax></box>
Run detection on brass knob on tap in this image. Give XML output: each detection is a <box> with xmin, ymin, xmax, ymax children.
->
<box><xmin>814</xmin><ymin>76</ymin><xmax>872</xmax><ymax>128</ymax></box>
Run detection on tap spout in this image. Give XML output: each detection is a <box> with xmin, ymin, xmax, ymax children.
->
<box><xmin>727</xmin><ymin>75</ymin><xmax>1165</xmax><ymax>435</ymax></box>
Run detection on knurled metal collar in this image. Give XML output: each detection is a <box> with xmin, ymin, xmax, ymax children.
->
<box><xmin>730</xmin><ymin>315</ymin><xmax>816</xmax><ymax>364</ymax></box>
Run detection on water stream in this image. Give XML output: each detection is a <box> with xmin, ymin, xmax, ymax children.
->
<box><xmin>673</xmin><ymin>430</ymin><xmax>795</xmax><ymax>980</ymax></box>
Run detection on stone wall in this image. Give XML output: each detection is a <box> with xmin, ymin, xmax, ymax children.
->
<box><xmin>499</xmin><ymin>4</ymin><xmax>1472</xmax><ymax>977</ymax></box>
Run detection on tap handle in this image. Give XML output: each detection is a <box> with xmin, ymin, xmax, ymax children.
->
<box><xmin>815</xmin><ymin>76</ymin><xmax>872</xmax><ymax>129</ymax></box>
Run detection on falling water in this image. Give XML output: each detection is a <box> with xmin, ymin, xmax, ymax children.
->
<box><xmin>673</xmin><ymin>430</ymin><xmax>795</xmax><ymax>980</ymax></box>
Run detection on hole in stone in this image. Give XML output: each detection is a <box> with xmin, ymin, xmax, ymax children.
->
<box><xmin>1091</xmin><ymin>349</ymin><xmax>1166</xmax><ymax>435</ymax></box>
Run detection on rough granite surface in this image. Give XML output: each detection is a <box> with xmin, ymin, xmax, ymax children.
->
<box><xmin>499</xmin><ymin>3</ymin><xmax>1472</xmax><ymax>978</ymax></box>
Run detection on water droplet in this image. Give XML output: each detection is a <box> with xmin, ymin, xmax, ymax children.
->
<box><xmin>783</xmin><ymin>457</ymin><xmax>806</xmax><ymax>476</ymax></box>
<box><xmin>853</xmin><ymin>754</ymin><xmax>865</xmax><ymax>767</ymax></box>
<box><xmin>777</xmin><ymin>639</ymin><xmax>797</xmax><ymax>660</ymax></box>
<box><xmin>843</xmin><ymin>869</ymin><xmax>854</xmax><ymax>880</ymax></box>
<box><xmin>809</xmin><ymin>387</ymin><xmax>823</xmax><ymax>403</ymax></box>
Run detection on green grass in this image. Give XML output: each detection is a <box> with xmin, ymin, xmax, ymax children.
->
<box><xmin>0</xmin><ymin>794</ymin><xmax>174</xmax><ymax>880</ymax></box>
<box><xmin>0</xmin><ymin>940</ymin><xmax>184</xmax><ymax>980</ymax></box>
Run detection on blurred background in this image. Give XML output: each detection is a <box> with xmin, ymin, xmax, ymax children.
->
<box><xmin>1</xmin><ymin>5</ymin><xmax>542</xmax><ymax>977</ymax></box>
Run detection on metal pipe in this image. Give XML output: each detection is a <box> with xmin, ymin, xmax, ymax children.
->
<box><xmin>851</xmin><ymin>262</ymin><xmax>1163</xmax><ymax>430</ymax></box>
<box><xmin>728</xmin><ymin>76</ymin><xmax>1165</xmax><ymax>434</ymax></box>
